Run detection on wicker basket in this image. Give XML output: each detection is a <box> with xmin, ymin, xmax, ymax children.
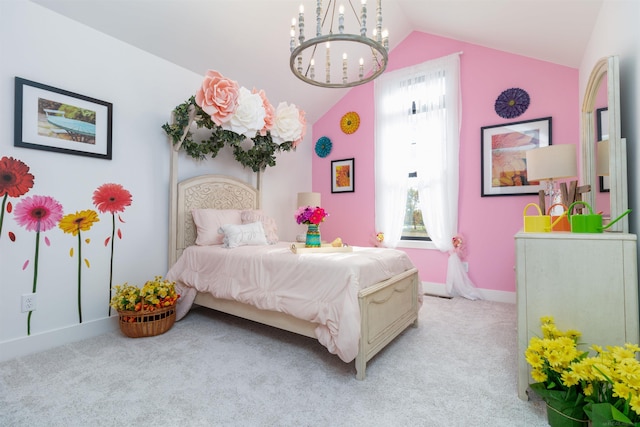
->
<box><xmin>117</xmin><ymin>304</ymin><xmax>176</xmax><ymax>338</ymax></box>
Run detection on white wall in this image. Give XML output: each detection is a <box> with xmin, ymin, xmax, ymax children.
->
<box><xmin>579</xmin><ymin>0</ymin><xmax>640</xmax><ymax>235</ymax></box>
<box><xmin>0</xmin><ymin>0</ymin><xmax>312</xmax><ymax>361</ymax></box>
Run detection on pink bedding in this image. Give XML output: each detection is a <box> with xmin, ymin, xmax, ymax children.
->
<box><xmin>165</xmin><ymin>242</ymin><xmax>417</xmax><ymax>362</ymax></box>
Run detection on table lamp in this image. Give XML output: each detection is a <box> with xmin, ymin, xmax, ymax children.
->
<box><xmin>526</xmin><ymin>144</ymin><xmax>577</xmax><ymax>212</ymax></box>
<box><xmin>297</xmin><ymin>192</ymin><xmax>321</xmax><ymax>209</ymax></box>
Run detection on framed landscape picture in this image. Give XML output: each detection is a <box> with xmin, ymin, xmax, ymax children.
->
<box><xmin>14</xmin><ymin>77</ymin><xmax>113</xmax><ymax>159</ymax></box>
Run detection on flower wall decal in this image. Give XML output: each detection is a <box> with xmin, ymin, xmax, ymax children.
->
<box><xmin>14</xmin><ymin>195</ymin><xmax>64</xmax><ymax>335</ymax></box>
<box><xmin>59</xmin><ymin>209</ymin><xmax>100</xmax><ymax>324</ymax></box>
<box><xmin>92</xmin><ymin>183</ymin><xmax>133</xmax><ymax>316</ymax></box>
<box><xmin>315</xmin><ymin>136</ymin><xmax>332</xmax><ymax>158</ymax></box>
<box><xmin>494</xmin><ymin>88</ymin><xmax>530</xmax><ymax>119</ymax></box>
<box><xmin>0</xmin><ymin>156</ymin><xmax>35</xmax><ymax>239</ymax></box>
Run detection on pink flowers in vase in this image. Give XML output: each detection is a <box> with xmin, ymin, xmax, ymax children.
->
<box><xmin>295</xmin><ymin>206</ymin><xmax>328</xmax><ymax>225</ymax></box>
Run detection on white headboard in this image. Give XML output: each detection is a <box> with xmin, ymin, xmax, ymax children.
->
<box><xmin>169</xmin><ymin>174</ymin><xmax>260</xmax><ymax>266</ymax></box>
<box><xmin>167</xmin><ymin>114</ymin><xmax>262</xmax><ymax>266</ymax></box>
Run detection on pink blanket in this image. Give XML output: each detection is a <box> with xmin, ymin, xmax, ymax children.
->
<box><xmin>166</xmin><ymin>242</ymin><xmax>417</xmax><ymax>362</ymax></box>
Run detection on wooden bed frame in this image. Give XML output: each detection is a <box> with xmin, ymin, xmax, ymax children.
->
<box><xmin>168</xmin><ymin>150</ymin><xmax>420</xmax><ymax>379</ymax></box>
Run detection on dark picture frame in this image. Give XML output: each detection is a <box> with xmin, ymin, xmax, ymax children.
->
<box><xmin>596</xmin><ymin>107</ymin><xmax>610</xmax><ymax>192</ymax></box>
<box><xmin>331</xmin><ymin>158</ymin><xmax>355</xmax><ymax>193</ymax></box>
<box><xmin>481</xmin><ymin>117</ymin><xmax>552</xmax><ymax>196</ymax></box>
<box><xmin>14</xmin><ymin>77</ymin><xmax>113</xmax><ymax>160</ymax></box>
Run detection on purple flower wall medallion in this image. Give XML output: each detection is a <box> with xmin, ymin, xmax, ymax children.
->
<box><xmin>494</xmin><ymin>88</ymin><xmax>530</xmax><ymax>119</ymax></box>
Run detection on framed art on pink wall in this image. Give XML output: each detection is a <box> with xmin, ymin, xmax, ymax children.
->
<box><xmin>331</xmin><ymin>158</ymin><xmax>354</xmax><ymax>193</ymax></box>
<box><xmin>14</xmin><ymin>77</ymin><xmax>113</xmax><ymax>160</ymax></box>
<box><xmin>481</xmin><ymin>117</ymin><xmax>551</xmax><ymax>197</ymax></box>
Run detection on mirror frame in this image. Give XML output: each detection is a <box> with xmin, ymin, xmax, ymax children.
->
<box><xmin>581</xmin><ymin>55</ymin><xmax>628</xmax><ymax>232</ymax></box>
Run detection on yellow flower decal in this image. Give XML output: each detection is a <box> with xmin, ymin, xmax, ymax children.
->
<box><xmin>340</xmin><ymin>111</ymin><xmax>360</xmax><ymax>134</ymax></box>
<box><xmin>59</xmin><ymin>209</ymin><xmax>99</xmax><ymax>324</ymax></box>
<box><xmin>59</xmin><ymin>209</ymin><xmax>100</xmax><ymax>235</ymax></box>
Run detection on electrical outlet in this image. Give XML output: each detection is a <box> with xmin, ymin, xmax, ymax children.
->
<box><xmin>462</xmin><ymin>262</ymin><xmax>469</xmax><ymax>272</ymax></box>
<box><xmin>21</xmin><ymin>293</ymin><xmax>36</xmax><ymax>312</ymax></box>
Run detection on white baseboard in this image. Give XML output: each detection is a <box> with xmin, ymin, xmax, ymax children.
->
<box><xmin>0</xmin><ymin>316</ymin><xmax>119</xmax><ymax>363</ymax></box>
<box><xmin>421</xmin><ymin>281</ymin><xmax>515</xmax><ymax>304</ymax></box>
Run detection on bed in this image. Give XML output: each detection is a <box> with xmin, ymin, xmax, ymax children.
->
<box><xmin>166</xmin><ymin>172</ymin><xmax>421</xmax><ymax>379</ymax></box>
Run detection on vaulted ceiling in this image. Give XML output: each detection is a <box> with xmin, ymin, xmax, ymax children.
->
<box><xmin>31</xmin><ymin>0</ymin><xmax>604</xmax><ymax>122</ymax></box>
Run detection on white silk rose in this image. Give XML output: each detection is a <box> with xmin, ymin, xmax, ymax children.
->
<box><xmin>271</xmin><ymin>102</ymin><xmax>304</xmax><ymax>144</ymax></box>
<box><xmin>227</xmin><ymin>87</ymin><xmax>267</xmax><ymax>138</ymax></box>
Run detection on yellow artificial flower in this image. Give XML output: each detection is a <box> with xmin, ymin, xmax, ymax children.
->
<box><xmin>59</xmin><ymin>209</ymin><xmax>100</xmax><ymax>235</ymax></box>
<box><xmin>531</xmin><ymin>369</ymin><xmax>548</xmax><ymax>382</ymax></box>
<box><xmin>540</xmin><ymin>315</ymin><xmax>555</xmax><ymax>325</ymax></box>
<box><xmin>631</xmin><ymin>395</ymin><xmax>640</xmax><ymax>416</ymax></box>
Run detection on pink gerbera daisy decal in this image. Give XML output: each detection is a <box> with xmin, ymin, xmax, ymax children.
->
<box><xmin>14</xmin><ymin>195</ymin><xmax>64</xmax><ymax>335</ymax></box>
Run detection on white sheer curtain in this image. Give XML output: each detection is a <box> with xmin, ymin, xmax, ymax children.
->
<box><xmin>375</xmin><ymin>53</ymin><xmax>481</xmax><ymax>300</ymax></box>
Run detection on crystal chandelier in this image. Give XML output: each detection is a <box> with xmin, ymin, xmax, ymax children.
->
<box><xmin>289</xmin><ymin>0</ymin><xmax>389</xmax><ymax>88</ymax></box>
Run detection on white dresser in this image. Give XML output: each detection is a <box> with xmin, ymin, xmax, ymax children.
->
<box><xmin>515</xmin><ymin>231</ymin><xmax>639</xmax><ymax>400</ymax></box>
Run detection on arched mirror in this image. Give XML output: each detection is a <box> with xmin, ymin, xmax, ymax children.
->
<box><xmin>581</xmin><ymin>55</ymin><xmax>628</xmax><ymax>232</ymax></box>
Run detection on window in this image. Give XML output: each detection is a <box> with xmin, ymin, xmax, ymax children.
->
<box><xmin>374</xmin><ymin>54</ymin><xmax>460</xmax><ymax>249</ymax></box>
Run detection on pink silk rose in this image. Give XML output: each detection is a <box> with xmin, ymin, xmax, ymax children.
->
<box><xmin>292</xmin><ymin>108</ymin><xmax>306</xmax><ymax>148</ymax></box>
<box><xmin>253</xmin><ymin>88</ymin><xmax>275</xmax><ymax>137</ymax></box>
<box><xmin>195</xmin><ymin>70</ymin><xmax>239</xmax><ymax>126</ymax></box>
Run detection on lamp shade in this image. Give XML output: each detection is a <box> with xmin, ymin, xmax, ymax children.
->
<box><xmin>596</xmin><ymin>139</ymin><xmax>610</xmax><ymax>176</ymax></box>
<box><xmin>526</xmin><ymin>144</ymin><xmax>577</xmax><ymax>181</ymax></box>
<box><xmin>297</xmin><ymin>192</ymin><xmax>321</xmax><ymax>207</ymax></box>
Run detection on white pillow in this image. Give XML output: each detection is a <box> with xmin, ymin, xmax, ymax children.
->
<box><xmin>241</xmin><ymin>210</ymin><xmax>279</xmax><ymax>244</ymax></box>
<box><xmin>192</xmin><ymin>209</ymin><xmax>242</xmax><ymax>246</ymax></box>
<box><xmin>219</xmin><ymin>221</ymin><xmax>268</xmax><ymax>248</ymax></box>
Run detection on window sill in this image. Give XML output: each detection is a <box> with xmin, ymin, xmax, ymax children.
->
<box><xmin>396</xmin><ymin>240</ymin><xmax>437</xmax><ymax>250</ymax></box>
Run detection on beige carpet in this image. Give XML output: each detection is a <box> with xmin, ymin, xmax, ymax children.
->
<box><xmin>0</xmin><ymin>296</ymin><xmax>548</xmax><ymax>426</ymax></box>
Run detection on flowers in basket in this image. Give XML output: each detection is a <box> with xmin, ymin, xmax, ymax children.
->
<box><xmin>525</xmin><ymin>316</ymin><xmax>589</xmax><ymax>425</ymax></box>
<box><xmin>110</xmin><ymin>276</ymin><xmax>180</xmax><ymax>316</ymax></box>
<box><xmin>569</xmin><ymin>343</ymin><xmax>640</xmax><ymax>426</ymax></box>
<box><xmin>295</xmin><ymin>206</ymin><xmax>328</xmax><ymax>225</ymax></box>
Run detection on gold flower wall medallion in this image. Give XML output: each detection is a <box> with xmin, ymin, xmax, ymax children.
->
<box><xmin>340</xmin><ymin>112</ymin><xmax>360</xmax><ymax>134</ymax></box>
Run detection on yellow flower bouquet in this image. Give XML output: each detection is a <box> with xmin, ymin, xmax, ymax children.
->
<box><xmin>525</xmin><ymin>316</ymin><xmax>589</xmax><ymax>426</ymax></box>
<box><xmin>110</xmin><ymin>276</ymin><xmax>180</xmax><ymax>313</ymax></box>
<box><xmin>570</xmin><ymin>343</ymin><xmax>640</xmax><ymax>427</ymax></box>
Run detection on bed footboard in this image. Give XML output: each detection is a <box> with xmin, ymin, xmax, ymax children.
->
<box><xmin>192</xmin><ymin>266</ymin><xmax>420</xmax><ymax>380</ymax></box>
<box><xmin>355</xmin><ymin>267</ymin><xmax>420</xmax><ymax>380</ymax></box>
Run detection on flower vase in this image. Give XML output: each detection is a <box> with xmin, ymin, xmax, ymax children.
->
<box><xmin>585</xmin><ymin>402</ymin><xmax>637</xmax><ymax>427</ymax></box>
<box><xmin>305</xmin><ymin>224</ymin><xmax>321</xmax><ymax>247</ymax></box>
<box><xmin>546</xmin><ymin>402</ymin><xmax>589</xmax><ymax>427</ymax></box>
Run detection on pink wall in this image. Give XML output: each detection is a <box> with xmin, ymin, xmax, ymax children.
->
<box><xmin>311</xmin><ymin>31</ymin><xmax>579</xmax><ymax>294</ymax></box>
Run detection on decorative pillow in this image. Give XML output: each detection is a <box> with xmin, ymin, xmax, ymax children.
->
<box><xmin>219</xmin><ymin>221</ymin><xmax>268</xmax><ymax>248</ymax></box>
<box><xmin>192</xmin><ymin>209</ymin><xmax>242</xmax><ymax>246</ymax></box>
<box><xmin>241</xmin><ymin>210</ymin><xmax>279</xmax><ymax>244</ymax></box>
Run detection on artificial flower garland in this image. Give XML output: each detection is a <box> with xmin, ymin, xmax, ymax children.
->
<box><xmin>162</xmin><ymin>70</ymin><xmax>307</xmax><ymax>173</ymax></box>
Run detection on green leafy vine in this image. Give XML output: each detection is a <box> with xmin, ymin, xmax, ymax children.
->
<box><xmin>162</xmin><ymin>96</ymin><xmax>294</xmax><ymax>172</ymax></box>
